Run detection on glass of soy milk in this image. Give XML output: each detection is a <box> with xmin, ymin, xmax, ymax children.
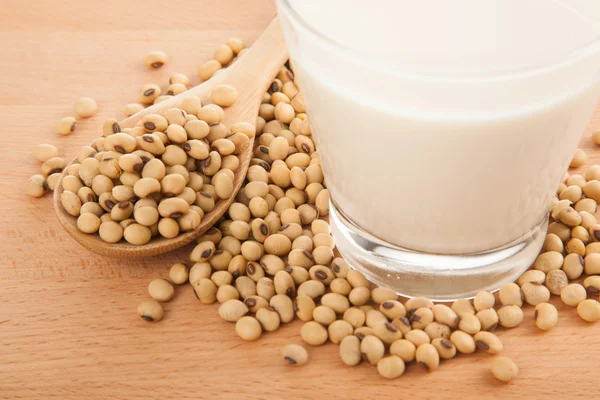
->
<box><xmin>277</xmin><ymin>0</ymin><xmax>600</xmax><ymax>299</ymax></box>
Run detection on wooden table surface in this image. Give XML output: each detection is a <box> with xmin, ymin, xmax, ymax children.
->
<box><xmin>2</xmin><ymin>1</ymin><xmax>600</xmax><ymax>398</ymax></box>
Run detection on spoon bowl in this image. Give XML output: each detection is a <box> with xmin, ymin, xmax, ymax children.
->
<box><xmin>53</xmin><ymin>18</ymin><xmax>288</xmax><ymax>258</ymax></box>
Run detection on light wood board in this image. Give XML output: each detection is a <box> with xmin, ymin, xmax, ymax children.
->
<box><xmin>1</xmin><ymin>1</ymin><xmax>600</xmax><ymax>398</ymax></box>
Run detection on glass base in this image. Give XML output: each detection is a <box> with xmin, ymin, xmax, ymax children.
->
<box><xmin>330</xmin><ymin>201</ymin><xmax>548</xmax><ymax>301</ymax></box>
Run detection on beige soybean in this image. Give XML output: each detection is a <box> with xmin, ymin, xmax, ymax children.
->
<box><xmin>46</xmin><ymin>172</ymin><xmax>60</xmax><ymax>193</ymax></box>
<box><xmin>144</xmin><ymin>50</ymin><xmax>167</xmax><ymax>68</ymax></box>
<box><xmin>534</xmin><ymin>303</ymin><xmax>558</xmax><ymax>331</ymax></box>
<box><xmin>33</xmin><ymin>144</ymin><xmax>59</xmax><ymax>162</ymax></box>
<box><xmin>216</xmin><ymin>285</ymin><xmax>239</xmax><ymax>303</ymax></box>
<box><xmin>517</xmin><ymin>269</ymin><xmax>546</xmax><ymax>286</ymax></box>
<box><xmin>278</xmin><ymin>223</ymin><xmax>303</xmax><ymax>241</ymax></box>
<box><xmin>497</xmin><ymin>306</ymin><xmax>524</xmax><ymax>328</ymax></box>
<box><xmin>584</xmin><ymin>276</ymin><xmax>600</xmax><ymax>295</ymax></box>
<box><xmin>491</xmin><ymin>356</ymin><xmax>519</xmax><ymax>383</ymax></box>
<box><xmin>339</xmin><ymin>335</ymin><xmax>362</xmax><ymax>366</ymax></box>
<box><xmin>522</xmin><ymin>282</ymin><xmax>551</xmax><ymax>306</ymax></box>
<box><xmin>312</xmin><ymin>233</ymin><xmax>334</xmax><ymax>250</ymax></box>
<box><xmin>214</xmin><ymin>45</ymin><xmax>234</xmax><ymax>65</ymax></box>
<box><xmin>457</xmin><ymin>312</ymin><xmax>481</xmax><ymax>334</ymax></box>
<box><xmin>584</xmin><ymin>253</ymin><xmax>600</xmax><ymax>274</ymax></box>
<box><xmin>61</xmin><ymin>190</ymin><xmax>82</xmax><ymax>217</ymax></box>
<box><xmin>558</xmin><ymin>208</ymin><xmax>582</xmax><ymax>227</ymax></box>
<box><xmin>405</xmin><ymin>329</ymin><xmax>430</xmax><ymax>347</ymax></box>
<box><xmin>354</xmin><ymin>326</ymin><xmax>375</xmax><ymax>340</ymax></box>
<box><xmin>198</xmin><ymin>59</ymin><xmax>222</xmax><ymax>81</ymax></box>
<box><xmin>287</xmin><ymin>249</ymin><xmax>314</xmax><ymax>269</ymax></box>
<box><xmin>269</xmin><ymin>294</ymin><xmax>294</xmax><ymax>324</ymax></box>
<box><xmin>379</xmin><ymin>300</ymin><xmax>406</xmax><ymax>320</ymax></box>
<box><xmin>547</xmin><ymin>222</ymin><xmax>571</xmax><ymax>242</ymax></box>
<box><xmin>561</xmin><ymin>283</ymin><xmax>586</xmax><ymax>306</ymax></box>
<box><xmin>346</xmin><ymin>269</ymin><xmax>369</xmax><ymax>289</ymax></box>
<box><xmin>342</xmin><ymin>307</ymin><xmax>366</xmax><ymax>328</ymax></box>
<box><xmin>370</xmin><ymin>287</ymin><xmax>397</xmax><ymax>304</ymax></box>
<box><xmin>560</xmin><ymin>184</ymin><xmax>583</xmax><ymax>202</ymax></box>
<box><xmin>389</xmin><ymin>339</ymin><xmax>416</xmax><ymax>363</ymax></box>
<box><xmin>211</xmin><ymin>270</ymin><xmax>233</xmax><ymax>287</ymax></box>
<box><xmin>404</xmin><ymin>297</ymin><xmax>434</xmax><ymax>312</ymax></box>
<box><xmin>137</xmin><ymin>300</ymin><xmax>164</xmax><ymax>322</ymax></box>
<box><xmin>297</xmin><ymin>280</ymin><xmax>325</xmax><ymax>299</ymax></box>
<box><xmin>320</xmin><ymin>293</ymin><xmax>350</xmax><ymax>314</ymax></box>
<box><xmin>566</xmin><ymin>238</ymin><xmax>586</xmax><ymax>256</ymax></box>
<box><xmin>313</xmin><ymin>305</ymin><xmax>336</xmax><ymax>326</ymax></box>
<box><xmin>452</xmin><ymin>299</ymin><xmax>475</xmax><ymax>315</ymax></box>
<box><xmin>301</xmin><ymin>321</ymin><xmax>328</xmax><ymax>346</ymax></box>
<box><xmin>575</xmin><ymin>198</ymin><xmax>597</xmax><ymax>214</ymax></box>
<box><xmin>364</xmin><ymin>310</ymin><xmax>387</xmax><ymax>329</ymax></box>
<box><xmin>124</xmin><ymin>103</ymin><xmax>144</xmax><ymax>117</ymax></box>
<box><xmin>255</xmin><ymin>307</ymin><xmax>281</xmax><ymax>332</ymax></box>
<box><xmin>360</xmin><ymin>335</ymin><xmax>385</xmax><ymax>365</ymax></box>
<box><xmin>376</xmin><ymin>355</ymin><xmax>405</xmax><ymax>379</ymax></box>
<box><xmin>328</xmin><ymin>320</ymin><xmax>354</xmax><ymax>344</ymax></box>
<box><xmin>158</xmin><ymin>218</ymin><xmax>179</xmax><ymax>238</ymax></box>
<box><xmin>99</xmin><ymin>221</ymin><xmax>123</xmax><ymax>243</ymax></box>
<box><xmin>429</xmin><ymin>338</ymin><xmax>455</xmax><ymax>362</ymax></box>
<box><xmin>41</xmin><ymin>156</ymin><xmax>66</xmax><ymax>177</ymax></box>
<box><xmin>210</xmin><ymin>84</ymin><xmax>238</xmax><ymax>107</ymax></box>
<box><xmin>57</xmin><ymin>116</ymin><xmax>76</xmax><ymax>135</ymax></box>
<box><xmin>590</xmin><ymin>223</ymin><xmax>600</xmax><ymax>242</ymax></box>
<box><xmin>586</xmin><ymin>242</ymin><xmax>600</xmax><ymax>257</ymax></box>
<box><xmin>474</xmin><ymin>331</ymin><xmax>503</xmax><ymax>354</ymax></box>
<box><xmin>424</xmin><ymin>322</ymin><xmax>451</xmax><ymax>340</ymax></box>
<box><xmin>372</xmin><ymin>322</ymin><xmax>403</xmax><ymax>344</ymax></box>
<box><xmin>193</xmin><ymin>278</ymin><xmax>217</xmax><ymax>304</ymax></box>
<box><xmin>543</xmin><ymin>233</ymin><xmax>564</xmax><ymax>253</ymax></box>
<box><xmin>499</xmin><ymin>282</ymin><xmax>523</xmax><ymax>307</ymax></box>
<box><xmin>577</xmin><ymin>299</ymin><xmax>600</xmax><ymax>322</ymax></box>
<box><xmin>80</xmin><ymin>202</ymin><xmax>103</xmax><ymax>217</ymax></box>
<box><xmin>148</xmin><ymin>279</ymin><xmax>175</xmax><ymax>302</ymax></box>
<box><xmin>308</xmin><ymin>265</ymin><xmax>335</xmax><ymax>285</ymax></box>
<box><xmin>328</xmin><ymin>278</ymin><xmax>350</xmax><ymax>296</ymax></box>
<box><xmin>235</xmin><ymin>316</ymin><xmax>262</xmax><ymax>341</ymax></box>
<box><xmin>26</xmin><ymin>175</ymin><xmax>46</xmax><ymax>198</ymax></box>
<box><xmin>218</xmin><ymin>299</ymin><xmax>248</xmax><ymax>322</ymax></box>
<box><xmin>62</xmin><ymin>175</ymin><xmax>84</xmax><ymax>194</ymax></box>
<box><xmin>449</xmin><ymin>330</ymin><xmax>476</xmax><ymax>354</ymax></box>
<box><xmin>415</xmin><ymin>343</ymin><xmax>439</xmax><ymax>372</ymax></box>
<box><xmin>77</xmin><ymin>213</ymin><xmax>101</xmax><ymax>233</ymax></box>
<box><xmin>545</xmin><ymin>269</ymin><xmax>568</xmax><ymax>295</ymax></box>
<box><xmin>476</xmin><ymin>308</ymin><xmax>499</xmax><ymax>331</ymax></box>
<box><xmin>348</xmin><ymin>287</ymin><xmax>371</xmax><ymax>306</ymax></box>
<box><xmin>295</xmin><ymin>295</ymin><xmax>316</xmax><ymax>322</ymax></box>
<box><xmin>580</xmin><ymin>211</ymin><xmax>597</xmax><ymax>230</ymax></box>
<box><xmin>572</xmin><ymin>225</ymin><xmax>590</xmax><ymax>244</ymax></box>
<box><xmin>235</xmin><ymin>276</ymin><xmax>258</xmax><ymax>302</ymax></box>
<box><xmin>282</xmin><ymin>344</ymin><xmax>308</xmax><ymax>366</ymax></box>
<box><xmin>431</xmin><ymin>304</ymin><xmax>458</xmax><ymax>329</ymax></box>
<box><xmin>287</xmin><ymin>266</ymin><xmax>310</xmax><ymax>286</ymax></box>
<box><xmin>474</xmin><ymin>290</ymin><xmax>495</xmax><ymax>311</ymax></box>
<box><xmin>208</xmin><ymin>250</ymin><xmax>233</xmax><ymax>271</ymax></box>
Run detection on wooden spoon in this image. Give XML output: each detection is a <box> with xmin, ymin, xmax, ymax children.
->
<box><xmin>53</xmin><ymin>17</ymin><xmax>288</xmax><ymax>258</ymax></box>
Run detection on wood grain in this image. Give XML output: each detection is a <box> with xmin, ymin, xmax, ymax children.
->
<box><xmin>1</xmin><ymin>1</ymin><xmax>600</xmax><ymax>399</ymax></box>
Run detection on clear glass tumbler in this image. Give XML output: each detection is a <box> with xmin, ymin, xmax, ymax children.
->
<box><xmin>277</xmin><ymin>0</ymin><xmax>600</xmax><ymax>299</ymax></box>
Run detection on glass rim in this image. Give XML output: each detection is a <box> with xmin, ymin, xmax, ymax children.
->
<box><xmin>278</xmin><ymin>0</ymin><xmax>600</xmax><ymax>83</ymax></box>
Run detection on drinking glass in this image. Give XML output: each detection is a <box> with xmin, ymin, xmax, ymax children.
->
<box><xmin>277</xmin><ymin>0</ymin><xmax>600</xmax><ymax>299</ymax></box>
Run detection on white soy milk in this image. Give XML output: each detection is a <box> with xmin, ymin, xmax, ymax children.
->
<box><xmin>282</xmin><ymin>0</ymin><xmax>600</xmax><ymax>254</ymax></box>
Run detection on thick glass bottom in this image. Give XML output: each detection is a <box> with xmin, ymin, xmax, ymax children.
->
<box><xmin>330</xmin><ymin>201</ymin><xmax>548</xmax><ymax>301</ymax></box>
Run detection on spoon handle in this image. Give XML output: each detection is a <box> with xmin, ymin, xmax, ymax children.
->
<box><xmin>215</xmin><ymin>17</ymin><xmax>289</xmax><ymax>116</ymax></box>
